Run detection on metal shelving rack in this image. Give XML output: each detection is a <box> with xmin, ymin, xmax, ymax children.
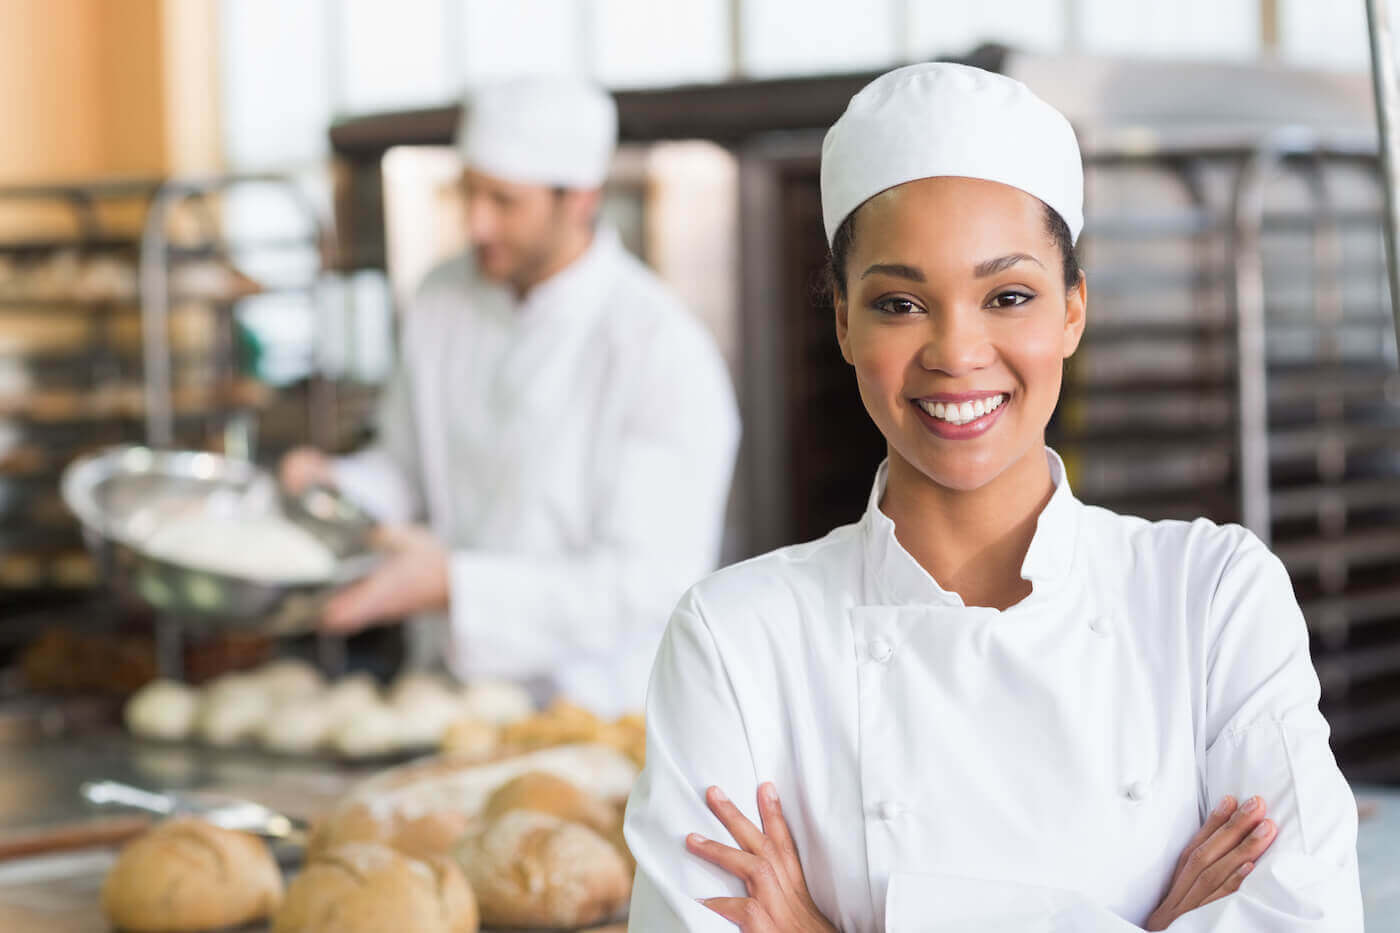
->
<box><xmin>0</xmin><ymin>175</ymin><xmax>341</xmax><ymax>629</ymax></box>
<box><xmin>1063</xmin><ymin>130</ymin><xmax>1400</xmax><ymax>780</ymax></box>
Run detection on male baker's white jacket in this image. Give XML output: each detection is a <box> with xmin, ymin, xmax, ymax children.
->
<box><xmin>626</xmin><ymin>450</ymin><xmax>1362</xmax><ymax>931</ymax></box>
<box><xmin>334</xmin><ymin>229</ymin><xmax>740</xmax><ymax>716</ymax></box>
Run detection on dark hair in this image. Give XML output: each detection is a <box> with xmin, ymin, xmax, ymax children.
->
<box><xmin>825</xmin><ymin>200</ymin><xmax>1082</xmax><ymax>299</ymax></box>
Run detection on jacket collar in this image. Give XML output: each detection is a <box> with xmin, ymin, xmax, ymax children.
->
<box><xmin>510</xmin><ymin>225</ymin><xmax>622</xmax><ymax>325</ymax></box>
<box><xmin>860</xmin><ymin>447</ymin><xmax>1081</xmax><ymax>607</ymax></box>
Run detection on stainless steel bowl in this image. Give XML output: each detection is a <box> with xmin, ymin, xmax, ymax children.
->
<box><xmin>61</xmin><ymin>445</ymin><xmax>379</xmax><ymax>633</ymax></box>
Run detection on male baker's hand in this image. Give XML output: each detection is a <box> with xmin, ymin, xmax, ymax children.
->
<box><xmin>686</xmin><ymin>783</ymin><xmax>839</xmax><ymax>933</ymax></box>
<box><xmin>1145</xmin><ymin>794</ymin><xmax>1277</xmax><ymax>930</ymax></box>
<box><xmin>321</xmin><ymin>524</ymin><xmax>449</xmax><ymax>633</ymax></box>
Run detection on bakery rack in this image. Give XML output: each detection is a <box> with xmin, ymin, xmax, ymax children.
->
<box><xmin>0</xmin><ymin>174</ymin><xmax>367</xmax><ymax>674</ymax></box>
<box><xmin>1064</xmin><ymin>129</ymin><xmax>1400</xmax><ymax>780</ymax></box>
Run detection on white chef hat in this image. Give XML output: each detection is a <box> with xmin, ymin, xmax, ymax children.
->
<box><xmin>456</xmin><ymin>76</ymin><xmax>618</xmax><ymax>190</ymax></box>
<box><xmin>820</xmin><ymin>62</ymin><xmax>1083</xmax><ymax>246</ymax></box>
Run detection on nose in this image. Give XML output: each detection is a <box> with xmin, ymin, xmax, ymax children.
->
<box><xmin>917</xmin><ymin>306</ymin><xmax>995</xmax><ymax>376</ymax></box>
<box><xmin>464</xmin><ymin>195</ymin><xmax>497</xmax><ymax>244</ymax></box>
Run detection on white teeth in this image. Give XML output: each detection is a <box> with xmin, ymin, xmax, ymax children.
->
<box><xmin>917</xmin><ymin>394</ymin><xmax>1006</xmax><ymax>425</ymax></box>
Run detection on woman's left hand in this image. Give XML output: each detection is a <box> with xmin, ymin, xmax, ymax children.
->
<box><xmin>686</xmin><ymin>782</ymin><xmax>839</xmax><ymax>932</ymax></box>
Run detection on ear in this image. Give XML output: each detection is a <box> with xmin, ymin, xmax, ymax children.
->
<box><xmin>1061</xmin><ymin>270</ymin><xmax>1087</xmax><ymax>359</ymax></box>
<box><xmin>834</xmin><ymin>287</ymin><xmax>854</xmax><ymax>365</ymax></box>
<box><xmin>565</xmin><ymin>189</ymin><xmax>603</xmax><ymax>226</ymax></box>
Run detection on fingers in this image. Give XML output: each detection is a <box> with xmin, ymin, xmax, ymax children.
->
<box><xmin>699</xmin><ymin>896</ymin><xmax>777</xmax><ymax>931</ymax></box>
<box><xmin>1158</xmin><ymin>796</ymin><xmax>1270</xmax><ymax>917</ymax></box>
<box><xmin>756</xmin><ymin>782</ymin><xmax>806</xmax><ymax>886</ymax></box>
<box><xmin>705</xmin><ymin>786</ymin><xmax>769</xmax><ymax>857</ymax></box>
<box><xmin>686</xmin><ymin>833</ymin><xmax>784</xmax><ymax>903</ymax></box>
<box><xmin>1172</xmin><ymin>796</ymin><xmax>1237</xmax><ymax>878</ymax></box>
<box><xmin>1196</xmin><ymin>860</ymin><xmax>1256</xmax><ymax>910</ymax></box>
<box><xmin>1178</xmin><ymin>818</ymin><xmax>1275</xmax><ymax>913</ymax></box>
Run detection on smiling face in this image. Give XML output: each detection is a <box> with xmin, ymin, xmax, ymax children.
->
<box><xmin>834</xmin><ymin>176</ymin><xmax>1087</xmax><ymax>493</ymax></box>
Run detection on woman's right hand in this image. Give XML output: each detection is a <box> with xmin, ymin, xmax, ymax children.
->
<box><xmin>1145</xmin><ymin>795</ymin><xmax>1277</xmax><ymax>931</ymax></box>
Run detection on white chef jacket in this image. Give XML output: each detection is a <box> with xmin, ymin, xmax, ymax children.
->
<box><xmin>625</xmin><ymin>449</ymin><xmax>1362</xmax><ymax>931</ymax></box>
<box><xmin>332</xmin><ymin>228</ymin><xmax>740</xmax><ymax>716</ymax></box>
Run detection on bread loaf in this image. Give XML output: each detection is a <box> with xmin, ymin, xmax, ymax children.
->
<box><xmin>101</xmin><ymin>818</ymin><xmax>282</xmax><ymax>932</ymax></box>
<box><xmin>274</xmin><ymin>842</ymin><xmax>477</xmax><ymax>933</ymax></box>
<box><xmin>455</xmin><ymin>809</ymin><xmax>630</xmax><ymax>929</ymax></box>
<box><xmin>308</xmin><ymin>744</ymin><xmax>638</xmax><ymax>861</ymax></box>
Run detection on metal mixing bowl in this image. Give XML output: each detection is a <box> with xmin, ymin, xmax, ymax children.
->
<box><xmin>61</xmin><ymin>445</ymin><xmax>379</xmax><ymax>633</ymax></box>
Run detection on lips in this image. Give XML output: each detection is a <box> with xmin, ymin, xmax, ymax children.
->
<box><xmin>909</xmin><ymin>391</ymin><xmax>1010</xmax><ymax>439</ymax></box>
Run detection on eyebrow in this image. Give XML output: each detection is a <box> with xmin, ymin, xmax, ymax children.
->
<box><xmin>860</xmin><ymin>262</ymin><xmax>924</xmax><ymax>282</ymax></box>
<box><xmin>859</xmin><ymin>253</ymin><xmax>1045</xmax><ymax>283</ymax></box>
<box><xmin>973</xmin><ymin>253</ymin><xmax>1044</xmax><ymax>277</ymax></box>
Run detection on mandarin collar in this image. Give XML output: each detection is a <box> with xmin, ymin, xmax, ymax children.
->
<box><xmin>511</xmin><ymin>225</ymin><xmax>621</xmax><ymax>324</ymax></box>
<box><xmin>860</xmin><ymin>447</ymin><xmax>1081</xmax><ymax>607</ymax></box>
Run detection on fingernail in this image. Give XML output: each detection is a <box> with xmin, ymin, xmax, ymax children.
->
<box><xmin>1251</xmin><ymin>820</ymin><xmax>1272</xmax><ymax>838</ymax></box>
<box><xmin>687</xmin><ymin>833</ymin><xmax>706</xmax><ymax>845</ymax></box>
<box><xmin>1241</xmin><ymin>796</ymin><xmax>1260</xmax><ymax>814</ymax></box>
<box><xmin>710</xmin><ymin>786</ymin><xmax>728</xmax><ymax>803</ymax></box>
<box><xmin>761</xmin><ymin>782</ymin><xmax>778</xmax><ymax>803</ymax></box>
<box><xmin>1239</xmin><ymin>862</ymin><xmax>1254</xmax><ymax>876</ymax></box>
<box><xmin>1213</xmin><ymin>796</ymin><xmax>1235</xmax><ymax>817</ymax></box>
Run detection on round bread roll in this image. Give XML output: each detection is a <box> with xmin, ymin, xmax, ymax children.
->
<box><xmin>390</xmin><ymin>672</ymin><xmax>458</xmax><ymax>709</ymax></box>
<box><xmin>254</xmin><ymin>658</ymin><xmax>325</xmax><ymax>701</ymax></box>
<box><xmin>275</xmin><ymin>842</ymin><xmax>477</xmax><ymax>933</ymax></box>
<box><xmin>396</xmin><ymin>690</ymin><xmax>469</xmax><ymax>749</ymax></box>
<box><xmin>321</xmin><ymin>674</ymin><xmax>381</xmax><ymax>720</ymax></box>
<box><xmin>259</xmin><ymin>701</ymin><xmax>335</xmax><ymax>755</ymax></box>
<box><xmin>440</xmin><ymin>716</ymin><xmax>500</xmax><ymax>759</ymax></box>
<box><xmin>125</xmin><ymin>679</ymin><xmax>200</xmax><ymax>741</ymax></box>
<box><xmin>481</xmin><ymin>772</ymin><xmax>617</xmax><ymax>839</ymax></box>
<box><xmin>196</xmin><ymin>675</ymin><xmax>270</xmax><ymax>747</ymax></box>
<box><xmin>458</xmin><ymin>680</ymin><xmax>534</xmax><ymax>725</ymax></box>
<box><xmin>101</xmin><ymin>818</ymin><xmax>283</xmax><ymax>932</ymax></box>
<box><xmin>456</xmin><ymin>809</ymin><xmax>630</xmax><ymax>929</ymax></box>
<box><xmin>330</xmin><ymin>700</ymin><xmax>403</xmax><ymax>758</ymax></box>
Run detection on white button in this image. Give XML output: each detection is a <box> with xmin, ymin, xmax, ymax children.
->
<box><xmin>1125</xmin><ymin>781</ymin><xmax>1149</xmax><ymax>802</ymax></box>
<box><xmin>877</xmin><ymin>800</ymin><xmax>903</xmax><ymax>821</ymax></box>
<box><xmin>869</xmin><ymin>638</ymin><xmax>894</xmax><ymax>662</ymax></box>
<box><xmin>1088</xmin><ymin>616</ymin><xmax>1109</xmax><ymax>636</ymax></box>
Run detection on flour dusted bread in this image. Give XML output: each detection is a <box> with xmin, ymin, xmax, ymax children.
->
<box><xmin>308</xmin><ymin>744</ymin><xmax>638</xmax><ymax>861</ymax></box>
<box><xmin>274</xmin><ymin>842</ymin><xmax>477</xmax><ymax>933</ymax></box>
<box><xmin>455</xmin><ymin>809</ymin><xmax>630</xmax><ymax>929</ymax></box>
<box><xmin>482</xmin><ymin>771</ymin><xmax>618</xmax><ymax>838</ymax></box>
<box><xmin>101</xmin><ymin>817</ymin><xmax>282</xmax><ymax>932</ymax></box>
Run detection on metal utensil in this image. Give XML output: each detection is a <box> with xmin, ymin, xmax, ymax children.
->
<box><xmin>79</xmin><ymin>781</ymin><xmax>307</xmax><ymax>846</ymax></box>
<box><xmin>60</xmin><ymin>445</ymin><xmax>380</xmax><ymax>632</ymax></box>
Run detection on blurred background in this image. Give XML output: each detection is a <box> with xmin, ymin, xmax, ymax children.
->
<box><xmin>0</xmin><ymin>0</ymin><xmax>1399</xmax><ymax>868</ymax></box>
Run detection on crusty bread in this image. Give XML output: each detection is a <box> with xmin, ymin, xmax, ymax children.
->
<box><xmin>101</xmin><ymin>817</ymin><xmax>282</xmax><ymax>932</ymax></box>
<box><xmin>455</xmin><ymin>809</ymin><xmax>630</xmax><ymax>929</ymax></box>
<box><xmin>481</xmin><ymin>771</ymin><xmax>618</xmax><ymax>839</ymax></box>
<box><xmin>274</xmin><ymin>842</ymin><xmax>477</xmax><ymax>933</ymax></box>
<box><xmin>308</xmin><ymin>744</ymin><xmax>638</xmax><ymax>862</ymax></box>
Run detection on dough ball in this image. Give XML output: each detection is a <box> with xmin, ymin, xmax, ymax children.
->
<box><xmin>331</xmin><ymin>701</ymin><xmax>403</xmax><ymax>759</ymax></box>
<box><xmin>125</xmin><ymin>679</ymin><xmax>200</xmax><ymax>741</ymax></box>
<box><xmin>197</xmin><ymin>675</ymin><xmax>270</xmax><ymax>747</ymax></box>
<box><xmin>458</xmin><ymin>680</ymin><xmax>535</xmax><ymax>726</ymax></box>
<box><xmin>253</xmin><ymin>658</ymin><xmax>324</xmax><ymax>702</ymax></box>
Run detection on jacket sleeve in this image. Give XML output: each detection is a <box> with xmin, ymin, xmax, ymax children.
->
<box><xmin>624</xmin><ymin>600</ymin><xmax>764</xmax><ymax>932</ymax></box>
<box><xmin>882</xmin><ymin>532</ymin><xmax>1363</xmax><ymax>933</ymax></box>
<box><xmin>331</xmin><ymin>353</ymin><xmax>425</xmax><ymax>524</ymax></box>
<box><xmin>443</xmin><ymin>324</ymin><xmax>740</xmax><ymax>703</ymax></box>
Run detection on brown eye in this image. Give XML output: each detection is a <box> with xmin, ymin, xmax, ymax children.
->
<box><xmin>989</xmin><ymin>291</ymin><xmax>1032</xmax><ymax>309</ymax></box>
<box><xmin>873</xmin><ymin>297</ymin><xmax>922</xmax><ymax>315</ymax></box>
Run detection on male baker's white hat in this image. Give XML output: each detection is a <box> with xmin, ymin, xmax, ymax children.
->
<box><xmin>456</xmin><ymin>76</ymin><xmax>618</xmax><ymax>189</ymax></box>
<box><xmin>820</xmin><ymin>63</ymin><xmax>1083</xmax><ymax>245</ymax></box>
